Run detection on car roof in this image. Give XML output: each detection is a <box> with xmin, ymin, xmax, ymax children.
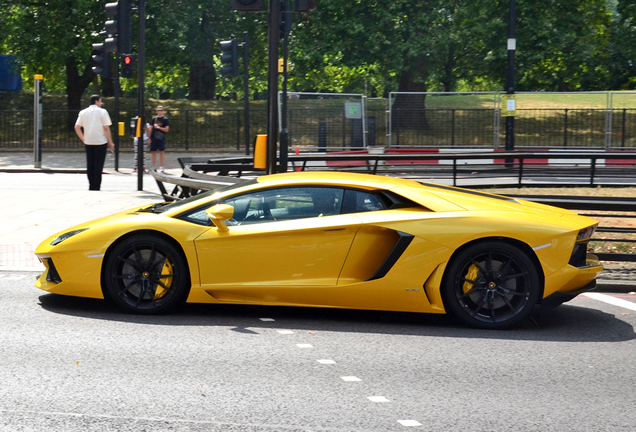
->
<box><xmin>255</xmin><ymin>171</ymin><xmax>420</xmax><ymax>190</ymax></box>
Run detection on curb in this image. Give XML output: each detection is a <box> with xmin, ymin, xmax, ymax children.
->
<box><xmin>596</xmin><ymin>280</ymin><xmax>636</xmax><ymax>293</ymax></box>
<box><xmin>0</xmin><ymin>168</ymin><xmax>87</xmax><ymax>174</ymax></box>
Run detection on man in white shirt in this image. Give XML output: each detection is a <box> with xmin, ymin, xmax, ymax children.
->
<box><xmin>74</xmin><ymin>95</ymin><xmax>114</xmax><ymax>190</ymax></box>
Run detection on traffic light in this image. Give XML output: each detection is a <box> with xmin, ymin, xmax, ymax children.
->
<box><xmin>103</xmin><ymin>0</ymin><xmax>131</xmax><ymax>53</ymax></box>
<box><xmin>91</xmin><ymin>43</ymin><xmax>111</xmax><ymax>78</ymax></box>
<box><xmin>121</xmin><ymin>54</ymin><xmax>136</xmax><ymax>78</ymax></box>
<box><xmin>230</xmin><ymin>0</ymin><xmax>264</xmax><ymax>11</ymax></box>
<box><xmin>280</xmin><ymin>1</ymin><xmax>293</xmax><ymax>39</ymax></box>
<box><xmin>220</xmin><ymin>39</ymin><xmax>239</xmax><ymax>77</ymax></box>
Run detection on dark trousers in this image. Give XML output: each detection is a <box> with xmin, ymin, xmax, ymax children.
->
<box><xmin>85</xmin><ymin>144</ymin><xmax>108</xmax><ymax>190</ymax></box>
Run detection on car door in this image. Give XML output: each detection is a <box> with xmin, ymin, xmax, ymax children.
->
<box><xmin>192</xmin><ymin>186</ymin><xmax>362</xmax><ymax>304</ymax></box>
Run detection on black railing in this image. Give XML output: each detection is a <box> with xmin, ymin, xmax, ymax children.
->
<box><xmin>2</xmin><ymin>108</ymin><xmax>636</xmax><ymax>151</ymax></box>
<box><xmin>179</xmin><ymin>151</ymin><xmax>636</xmax><ymax>188</ymax></box>
<box><xmin>149</xmin><ymin>153</ymin><xmax>636</xmax><ymax>263</ymax></box>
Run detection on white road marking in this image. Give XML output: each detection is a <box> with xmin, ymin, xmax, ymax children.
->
<box><xmin>259</xmin><ymin>318</ymin><xmax>275</xmax><ymax>321</ymax></box>
<box><xmin>341</xmin><ymin>376</ymin><xmax>361</xmax><ymax>382</ymax></box>
<box><xmin>398</xmin><ymin>420</ymin><xmax>423</xmax><ymax>427</ymax></box>
<box><xmin>584</xmin><ymin>293</ymin><xmax>636</xmax><ymax>312</ymax></box>
<box><xmin>2</xmin><ymin>275</ymin><xmax>26</xmax><ymax>280</ymax></box>
<box><xmin>277</xmin><ymin>330</ymin><xmax>294</xmax><ymax>334</ymax></box>
<box><xmin>367</xmin><ymin>396</ymin><xmax>390</xmax><ymax>403</ymax></box>
<box><xmin>317</xmin><ymin>359</ymin><xmax>336</xmax><ymax>364</ymax></box>
<box><xmin>296</xmin><ymin>344</ymin><xmax>313</xmax><ymax>349</ymax></box>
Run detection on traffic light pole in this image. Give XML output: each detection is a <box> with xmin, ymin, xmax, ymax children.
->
<box><xmin>266</xmin><ymin>0</ymin><xmax>281</xmax><ymax>175</ymax></box>
<box><xmin>33</xmin><ymin>75</ymin><xmax>43</xmax><ymax>169</ymax></box>
<box><xmin>279</xmin><ymin>0</ymin><xmax>290</xmax><ymax>172</ymax></box>
<box><xmin>137</xmin><ymin>0</ymin><xmax>145</xmax><ymax>191</ymax></box>
<box><xmin>243</xmin><ymin>32</ymin><xmax>250</xmax><ymax>156</ymax></box>
<box><xmin>114</xmin><ymin>53</ymin><xmax>120</xmax><ymax>171</ymax></box>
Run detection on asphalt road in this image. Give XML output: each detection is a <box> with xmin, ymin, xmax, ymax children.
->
<box><xmin>1</xmin><ymin>272</ymin><xmax>636</xmax><ymax>432</ymax></box>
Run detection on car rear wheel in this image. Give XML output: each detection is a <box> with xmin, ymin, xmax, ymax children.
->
<box><xmin>442</xmin><ymin>241</ymin><xmax>541</xmax><ymax>329</ymax></box>
<box><xmin>104</xmin><ymin>234</ymin><xmax>190</xmax><ymax>314</ymax></box>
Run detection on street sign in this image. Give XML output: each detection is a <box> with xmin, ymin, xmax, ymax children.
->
<box><xmin>345</xmin><ymin>102</ymin><xmax>362</xmax><ymax>119</ymax></box>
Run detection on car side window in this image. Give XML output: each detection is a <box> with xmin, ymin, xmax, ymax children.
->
<box><xmin>179</xmin><ymin>187</ymin><xmax>385</xmax><ymax>226</ymax></box>
<box><xmin>341</xmin><ymin>189</ymin><xmax>386</xmax><ymax>214</ymax></box>
<box><xmin>222</xmin><ymin>187</ymin><xmax>345</xmax><ymax>225</ymax></box>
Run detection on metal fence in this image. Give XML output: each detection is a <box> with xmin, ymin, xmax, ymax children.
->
<box><xmin>1</xmin><ymin>91</ymin><xmax>635</xmax><ymax>151</ymax></box>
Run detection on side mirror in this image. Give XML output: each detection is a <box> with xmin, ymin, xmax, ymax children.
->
<box><xmin>205</xmin><ymin>204</ymin><xmax>234</xmax><ymax>233</ymax></box>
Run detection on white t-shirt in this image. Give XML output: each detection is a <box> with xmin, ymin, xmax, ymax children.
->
<box><xmin>75</xmin><ymin>104</ymin><xmax>112</xmax><ymax>145</ymax></box>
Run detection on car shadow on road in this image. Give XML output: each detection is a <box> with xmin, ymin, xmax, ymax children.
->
<box><xmin>37</xmin><ymin>293</ymin><xmax>635</xmax><ymax>343</ymax></box>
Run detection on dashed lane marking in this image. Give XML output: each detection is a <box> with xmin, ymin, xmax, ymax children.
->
<box><xmin>368</xmin><ymin>396</ymin><xmax>390</xmax><ymax>403</ymax></box>
<box><xmin>341</xmin><ymin>376</ymin><xmax>361</xmax><ymax>382</ymax></box>
<box><xmin>584</xmin><ymin>293</ymin><xmax>636</xmax><ymax>312</ymax></box>
<box><xmin>267</xmin><ymin>318</ymin><xmax>421</xmax><ymax>427</ymax></box>
<box><xmin>398</xmin><ymin>420</ymin><xmax>423</xmax><ymax>427</ymax></box>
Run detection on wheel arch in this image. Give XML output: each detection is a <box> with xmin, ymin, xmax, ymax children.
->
<box><xmin>100</xmin><ymin>229</ymin><xmax>192</xmax><ymax>299</ymax></box>
<box><xmin>441</xmin><ymin>236</ymin><xmax>545</xmax><ymax>301</ymax></box>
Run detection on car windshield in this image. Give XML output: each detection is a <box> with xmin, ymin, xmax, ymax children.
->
<box><xmin>139</xmin><ymin>179</ymin><xmax>257</xmax><ymax>213</ymax></box>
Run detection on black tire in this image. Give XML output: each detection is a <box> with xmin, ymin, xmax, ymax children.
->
<box><xmin>104</xmin><ymin>234</ymin><xmax>190</xmax><ymax>314</ymax></box>
<box><xmin>442</xmin><ymin>241</ymin><xmax>541</xmax><ymax>329</ymax></box>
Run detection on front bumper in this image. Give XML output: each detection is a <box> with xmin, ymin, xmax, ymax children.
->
<box><xmin>35</xmin><ymin>249</ymin><xmax>105</xmax><ymax>299</ymax></box>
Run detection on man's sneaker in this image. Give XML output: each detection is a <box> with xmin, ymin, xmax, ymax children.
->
<box><xmin>159</xmin><ymin>167</ymin><xmax>165</xmax><ymax>173</ymax></box>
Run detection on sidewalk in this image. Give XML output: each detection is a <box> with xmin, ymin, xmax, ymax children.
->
<box><xmin>0</xmin><ymin>150</ymin><xmax>220</xmax><ymax>271</ymax></box>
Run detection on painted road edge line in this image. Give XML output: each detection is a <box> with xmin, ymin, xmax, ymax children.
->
<box><xmin>584</xmin><ymin>293</ymin><xmax>636</xmax><ymax>312</ymax></box>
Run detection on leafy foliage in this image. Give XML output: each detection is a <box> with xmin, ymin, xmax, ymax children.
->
<box><xmin>1</xmin><ymin>0</ymin><xmax>634</xmax><ymax>103</ymax></box>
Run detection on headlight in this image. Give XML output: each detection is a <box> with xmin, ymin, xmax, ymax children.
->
<box><xmin>50</xmin><ymin>228</ymin><xmax>88</xmax><ymax>246</ymax></box>
<box><xmin>576</xmin><ymin>224</ymin><xmax>597</xmax><ymax>242</ymax></box>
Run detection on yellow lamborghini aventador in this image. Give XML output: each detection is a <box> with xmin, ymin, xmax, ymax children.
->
<box><xmin>35</xmin><ymin>172</ymin><xmax>602</xmax><ymax>329</ymax></box>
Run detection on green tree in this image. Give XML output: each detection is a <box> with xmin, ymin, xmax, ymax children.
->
<box><xmin>0</xmin><ymin>0</ymin><xmax>105</xmax><ymax>117</ymax></box>
<box><xmin>513</xmin><ymin>0</ymin><xmax>612</xmax><ymax>91</ymax></box>
<box><xmin>608</xmin><ymin>0</ymin><xmax>636</xmax><ymax>89</ymax></box>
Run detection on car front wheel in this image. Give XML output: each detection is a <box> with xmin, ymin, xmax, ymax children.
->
<box><xmin>442</xmin><ymin>241</ymin><xmax>541</xmax><ymax>329</ymax></box>
<box><xmin>104</xmin><ymin>234</ymin><xmax>190</xmax><ymax>314</ymax></box>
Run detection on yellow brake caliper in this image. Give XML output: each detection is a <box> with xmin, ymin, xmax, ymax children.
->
<box><xmin>155</xmin><ymin>259</ymin><xmax>174</xmax><ymax>299</ymax></box>
<box><xmin>463</xmin><ymin>264</ymin><xmax>480</xmax><ymax>294</ymax></box>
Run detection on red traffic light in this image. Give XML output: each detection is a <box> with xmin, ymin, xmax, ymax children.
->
<box><xmin>121</xmin><ymin>54</ymin><xmax>135</xmax><ymax>78</ymax></box>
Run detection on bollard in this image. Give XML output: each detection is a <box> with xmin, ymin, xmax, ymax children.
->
<box><xmin>254</xmin><ymin>134</ymin><xmax>267</xmax><ymax>170</ymax></box>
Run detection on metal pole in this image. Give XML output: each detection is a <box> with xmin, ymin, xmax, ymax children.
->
<box><xmin>563</xmin><ymin>108</ymin><xmax>568</xmax><ymax>147</ymax></box>
<box><xmin>137</xmin><ymin>0</ymin><xmax>145</xmax><ymax>191</ymax></box>
<box><xmin>505</xmin><ymin>0</ymin><xmax>516</xmax><ymax>152</ymax></box>
<box><xmin>266</xmin><ymin>0</ymin><xmax>281</xmax><ymax>174</ymax></box>
<box><xmin>279</xmin><ymin>0</ymin><xmax>290</xmax><ymax>172</ymax></box>
<box><xmin>243</xmin><ymin>31</ymin><xmax>250</xmax><ymax>156</ymax></box>
<box><xmin>114</xmin><ymin>53</ymin><xmax>120</xmax><ymax>171</ymax></box>
<box><xmin>33</xmin><ymin>75</ymin><xmax>43</xmax><ymax>168</ymax></box>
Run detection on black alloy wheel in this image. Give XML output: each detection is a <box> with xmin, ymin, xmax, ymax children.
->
<box><xmin>104</xmin><ymin>234</ymin><xmax>190</xmax><ymax>314</ymax></box>
<box><xmin>442</xmin><ymin>241</ymin><xmax>541</xmax><ymax>329</ymax></box>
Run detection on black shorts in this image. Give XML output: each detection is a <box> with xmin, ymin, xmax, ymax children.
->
<box><xmin>150</xmin><ymin>140</ymin><xmax>166</xmax><ymax>151</ymax></box>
